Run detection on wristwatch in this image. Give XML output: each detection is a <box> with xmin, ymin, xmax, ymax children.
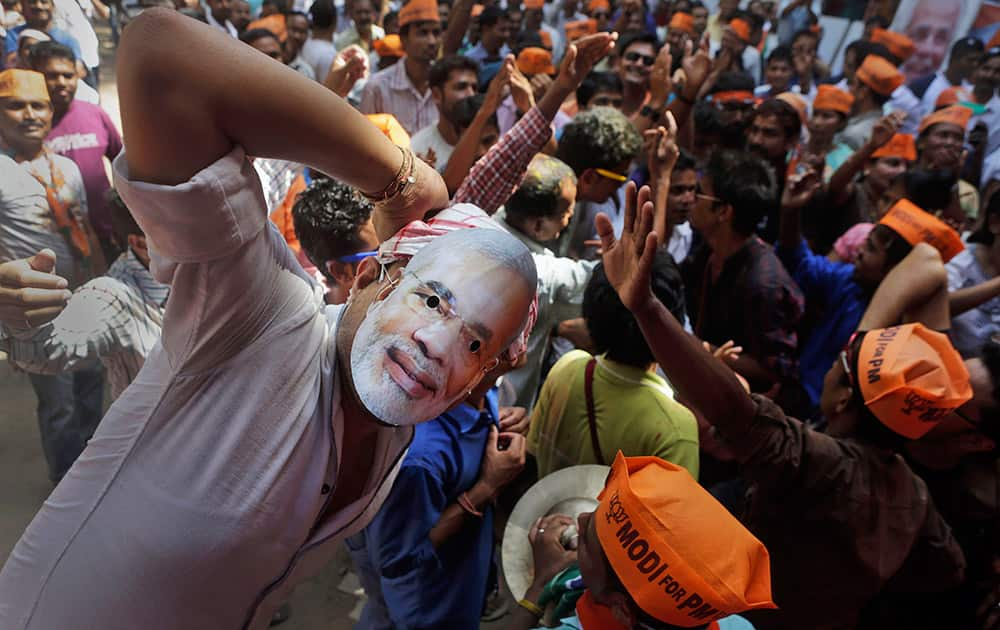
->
<box><xmin>640</xmin><ymin>105</ymin><xmax>660</xmax><ymax>122</ymax></box>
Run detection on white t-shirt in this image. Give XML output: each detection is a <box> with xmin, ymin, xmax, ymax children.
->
<box><xmin>302</xmin><ymin>37</ymin><xmax>337</xmax><ymax>83</ymax></box>
<box><xmin>410</xmin><ymin>123</ymin><xmax>455</xmax><ymax>173</ymax></box>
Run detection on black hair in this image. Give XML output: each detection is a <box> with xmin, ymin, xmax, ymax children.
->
<box><xmin>674</xmin><ymin>149</ymin><xmax>696</xmax><ymax>172</ymax></box>
<box><xmin>478</xmin><ymin>5</ymin><xmax>506</xmax><ymax>27</ymax></box>
<box><xmin>107</xmin><ymin>189</ymin><xmax>143</xmax><ymax>249</ymax></box>
<box><xmin>429</xmin><ymin>55</ymin><xmax>480</xmax><ymax>89</ymax></box>
<box><xmin>240</xmin><ymin>27</ymin><xmax>280</xmax><ymax>45</ymax></box>
<box><xmin>969</xmin><ymin>189</ymin><xmax>1000</xmax><ymax>246</ymax></box>
<box><xmin>704</xmin><ymin>150</ymin><xmax>777</xmax><ymax>235</ymax></box>
<box><xmin>790</xmin><ymin>28</ymin><xmax>818</xmax><ymax>49</ymax></box>
<box><xmin>454</xmin><ymin>93</ymin><xmax>497</xmax><ymax>130</ymax></box>
<box><xmin>766</xmin><ymin>44</ymin><xmax>792</xmax><ymax>67</ymax></box>
<box><xmin>869</xmin><ymin>223</ymin><xmax>913</xmax><ymax>274</ymax></box>
<box><xmin>308</xmin><ymin>0</ymin><xmax>336</xmax><ymax>28</ymax></box>
<box><xmin>692</xmin><ymin>99</ymin><xmax>721</xmax><ymax>137</ymax></box>
<box><xmin>848</xmin><ymin>39</ymin><xmax>893</xmax><ymax>65</ymax></box>
<box><xmin>950</xmin><ymin>36</ymin><xmax>985</xmax><ymax>62</ymax></box>
<box><xmin>752</xmin><ymin>98</ymin><xmax>801</xmax><ymax>141</ymax></box>
<box><xmin>576</xmin><ymin>71</ymin><xmax>623</xmax><ymax>108</ymax></box>
<box><xmin>27</xmin><ymin>40</ymin><xmax>75</xmax><ymax>67</ymax></box>
<box><xmin>285</xmin><ymin>9</ymin><xmax>309</xmax><ymax>21</ymax></box>
<box><xmin>846</xmin><ymin>332</ymin><xmax>908</xmax><ymax>451</ymax></box>
<box><xmin>583</xmin><ymin>250</ymin><xmax>687</xmax><ymax>367</ymax></box>
<box><xmin>709</xmin><ymin>70</ymin><xmax>755</xmax><ymax>94</ymax></box>
<box><xmin>556</xmin><ymin>106</ymin><xmax>642</xmax><ymax>175</ymax></box>
<box><xmin>292</xmin><ymin>178</ymin><xmax>374</xmax><ymax>279</ymax></box>
<box><xmin>864</xmin><ymin>14</ymin><xmax>889</xmax><ymax>29</ymax></box>
<box><xmin>741</xmin><ymin>10</ymin><xmax>764</xmax><ymax>33</ymax></box>
<box><xmin>514</xmin><ymin>29</ymin><xmax>545</xmax><ymax>53</ymax></box>
<box><xmin>617</xmin><ymin>31</ymin><xmax>661</xmax><ymax>56</ymax></box>
<box><xmin>901</xmin><ymin>169</ymin><xmax>958</xmax><ymax>214</ymax></box>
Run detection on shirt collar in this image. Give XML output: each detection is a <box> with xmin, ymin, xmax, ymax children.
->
<box><xmin>389</xmin><ymin>58</ymin><xmax>424</xmax><ymax>95</ymax></box>
<box><xmin>444</xmin><ymin>387</ymin><xmax>499</xmax><ymax>434</ymax></box>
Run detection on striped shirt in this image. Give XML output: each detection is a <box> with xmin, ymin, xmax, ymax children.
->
<box><xmin>1</xmin><ymin>249</ymin><xmax>168</xmax><ymax>400</ymax></box>
<box><xmin>359</xmin><ymin>60</ymin><xmax>438</xmax><ymax>136</ymax></box>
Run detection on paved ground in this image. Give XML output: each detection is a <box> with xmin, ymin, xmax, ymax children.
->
<box><xmin>0</xmin><ymin>21</ymin><xmax>517</xmax><ymax>629</ymax></box>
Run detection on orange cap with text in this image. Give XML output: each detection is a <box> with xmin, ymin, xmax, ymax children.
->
<box><xmin>517</xmin><ymin>47</ymin><xmax>556</xmax><ymax>75</ymax></box>
<box><xmin>588</xmin><ymin>0</ymin><xmax>610</xmax><ymax>11</ymax></box>
<box><xmin>813</xmin><ymin>84</ymin><xmax>854</xmax><ymax>115</ymax></box>
<box><xmin>0</xmin><ymin>69</ymin><xmax>49</xmax><ymax>101</ymax></box>
<box><xmin>373</xmin><ymin>34</ymin><xmax>405</xmax><ymax>57</ymax></box>
<box><xmin>870</xmin><ymin>28</ymin><xmax>916</xmax><ymax>61</ymax></box>
<box><xmin>669</xmin><ymin>11</ymin><xmax>695</xmax><ymax>34</ymax></box>
<box><xmin>728</xmin><ymin>17</ymin><xmax>751</xmax><ymax>42</ymax></box>
<box><xmin>878</xmin><ymin>198</ymin><xmax>964</xmax><ymax>262</ymax></box>
<box><xmin>918</xmin><ymin>104</ymin><xmax>973</xmax><ymax>135</ymax></box>
<box><xmin>870</xmin><ymin>133</ymin><xmax>917</xmax><ymax>161</ymax></box>
<box><xmin>524</xmin><ymin>0</ymin><xmax>544</xmax><ymax>8</ymax></box>
<box><xmin>366</xmin><ymin>114</ymin><xmax>411</xmax><ymax>148</ymax></box>
<box><xmin>565</xmin><ymin>18</ymin><xmax>598</xmax><ymax>41</ymax></box>
<box><xmin>934</xmin><ymin>86</ymin><xmax>973</xmax><ymax>109</ymax></box>
<box><xmin>399</xmin><ymin>0</ymin><xmax>440</xmax><ymax>27</ymax></box>
<box><xmin>855</xmin><ymin>55</ymin><xmax>903</xmax><ymax>96</ymax></box>
<box><xmin>856</xmin><ymin>324</ymin><xmax>972</xmax><ymax>439</ymax></box>
<box><xmin>595</xmin><ymin>452</ymin><xmax>776</xmax><ymax>627</ymax></box>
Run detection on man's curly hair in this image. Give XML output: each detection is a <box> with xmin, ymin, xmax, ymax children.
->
<box><xmin>292</xmin><ymin>177</ymin><xmax>374</xmax><ymax>279</ymax></box>
<box><xmin>556</xmin><ymin>106</ymin><xmax>642</xmax><ymax>175</ymax></box>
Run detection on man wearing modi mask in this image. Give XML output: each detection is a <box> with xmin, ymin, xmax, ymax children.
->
<box><xmin>0</xmin><ymin>8</ymin><xmax>550</xmax><ymax>630</ymax></box>
<box><xmin>507</xmin><ymin>452</ymin><xmax>775</xmax><ymax>629</ymax></box>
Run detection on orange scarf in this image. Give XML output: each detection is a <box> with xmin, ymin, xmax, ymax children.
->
<box><xmin>26</xmin><ymin>151</ymin><xmax>93</xmax><ymax>275</ymax></box>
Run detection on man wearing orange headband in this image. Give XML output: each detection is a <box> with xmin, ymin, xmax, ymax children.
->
<box><xmin>595</xmin><ymin>184</ymin><xmax>967</xmax><ymax>628</ymax></box>
<box><xmin>509</xmin><ymin>453</ymin><xmax>775</xmax><ymax>629</ymax></box>
<box><xmin>360</xmin><ymin>0</ymin><xmax>442</xmax><ymax>135</ymax></box>
<box><xmin>0</xmin><ymin>68</ymin><xmax>105</xmax><ymax>484</ymax></box>
<box><xmin>838</xmin><ymin>54</ymin><xmax>904</xmax><ymax>150</ymax></box>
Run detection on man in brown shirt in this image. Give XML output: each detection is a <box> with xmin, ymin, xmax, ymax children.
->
<box><xmin>593</xmin><ymin>181</ymin><xmax>969</xmax><ymax>629</ymax></box>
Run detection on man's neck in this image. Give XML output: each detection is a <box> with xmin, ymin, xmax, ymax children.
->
<box><xmin>7</xmin><ymin>141</ymin><xmax>44</xmax><ymax>164</ymax></box>
<box><xmin>358</xmin><ymin>24</ymin><xmax>373</xmax><ymax>41</ymax></box>
<box><xmin>806</xmin><ymin>133</ymin><xmax>833</xmax><ymax>154</ymax></box>
<box><xmin>313</xmin><ymin>26</ymin><xmax>335</xmax><ymax>41</ymax></box>
<box><xmin>27</xmin><ymin>19</ymin><xmax>50</xmax><ymax>30</ymax></box>
<box><xmin>621</xmin><ymin>82</ymin><xmax>647</xmax><ymax>116</ymax></box>
<box><xmin>53</xmin><ymin>102</ymin><xmax>70</xmax><ymax>125</ymax></box>
<box><xmin>973</xmin><ymin>84</ymin><xmax>994</xmax><ymax>104</ymax></box>
<box><xmin>404</xmin><ymin>56</ymin><xmax>431</xmax><ymax>92</ymax></box>
<box><xmin>707</xmin><ymin>230</ymin><xmax>750</xmax><ymax>269</ymax></box>
<box><xmin>436</xmin><ymin>116</ymin><xmax>460</xmax><ymax>144</ymax></box>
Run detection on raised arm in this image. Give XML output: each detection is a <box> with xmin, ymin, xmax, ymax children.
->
<box><xmin>442</xmin><ymin>0</ymin><xmax>475</xmax><ymax>55</ymax></box>
<box><xmin>827</xmin><ymin>112</ymin><xmax>904</xmax><ymax>205</ymax></box>
<box><xmin>117</xmin><ymin>8</ymin><xmax>446</xmax><ymax>240</ymax></box>
<box><xmin>858</xmin><ymin>242</ymin><xmax>950</xmax><ymax>331</ymax></box>
<box><xmin>949</xmin><ymin>276</ymin><xmax>1000</xmax><ymax>316</ymax></box>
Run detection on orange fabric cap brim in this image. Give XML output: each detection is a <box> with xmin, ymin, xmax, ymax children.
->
<box><xmin>856</xmin><ymin>54</ymin><xmax>903</xmax><ymax>96</ymax></box>
<box><xmin>813</xmin><ymin>85</ymin><xmax>853</xmax><ymax>115</ymax></box>
<box><xmin>728</xmin><ymin>17</ymin><xmax>751</xmax><ymax>42</ymax></box>
<box><xmin>871</xmin><ymin>27</ymin><xmax>916</xmax><ymax>61</ymax></box>
<box><xmin>595</xmin><ymin>452</ymin><xmax>775</xmax><ymax>627</ymax></box>
<box><xmin>857</xmin><ymin>324</ymin><xmax>972</xmax><ymax>439</ymax></box>
<box><xmin>870</xmin><ymin>133</ymin><xmax>917</xmax><ymax>161</ymax></box>
<box><xmin>670</xmin><ymin>11</ymin><xmax>695</xmax><ymax>34</ymax></box>
<box><xmin>517</xmin><ymin>47</ymin><xmax>556</xmax><ymax>75</ymax></box>
<box><xmin>878</xmin><ymin>198</ymin><xmax>964</xmax><ymax>262</ymax></box>
<box><xmin>0</xmin><ymin>69</ymin><xmax>49</xmax><ymax>101</ymax></box>
<box><xmin>399</xmin><ymin>0</ymin><xmax>440</xmax><ymax>27</ymax></box>
<box><xmin>918</xmin><ymin>104</ymin><xmax>973</xmax><ymax>135</ymax></box>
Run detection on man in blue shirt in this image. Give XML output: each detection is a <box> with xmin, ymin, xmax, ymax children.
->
<box><xmin>4</xmin><ymin>0</ymin><xmax>83</xmax><ymax>73</ymax></box>
<box><xmin>347</xmin><ymin>367</ymin><xmax>528</xmax><ymax>629</ymax></box>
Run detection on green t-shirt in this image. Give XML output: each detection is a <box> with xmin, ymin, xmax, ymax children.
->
<box><xmin>528</xmin><ymin>350</ymin><xmax>700</xmax><ymax>479</ymax></box>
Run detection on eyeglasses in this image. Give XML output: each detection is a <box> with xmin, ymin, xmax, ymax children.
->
<box><xmin>623</xmin><ymin>51</ymin><xmax>656</xmax><ymax>66</ymax></box>
<box><xmin>595</xmin><ymin>168</ymin><xmax>628</xmax><ymax>182</ymax></box>
<box><xmin>335</xmin><ymin>250</ymin><xmax>378</xmax><ymax>264</ymax></box>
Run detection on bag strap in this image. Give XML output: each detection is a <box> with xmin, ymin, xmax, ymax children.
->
<box><xmin>583</xmin><ymin>358</ymin><xmax>605</xmax><ymax>466</ymax></box>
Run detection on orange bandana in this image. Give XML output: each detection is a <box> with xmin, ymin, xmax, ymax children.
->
<box><xmin>373</xmin><ymin>34</ymin><xmax>404</xmax><ymax>58</ymax></box>
<box><xmin>856</xmin><ymin>55</ymin><xmax>903</xmax><ymax>96</ymax></box>
<box><xmin>870</xmin><ymin>27</ymin><xmax>916</xmax><ymax>61</ymax></box>
<box><xmin>669</xmin><ymin>11</ymin><xmax>695</xmax><ymax>34</ymax></box>
<box><xmin>0</xmin><ymin>68</ymin><xmax>50</xmax><ymax>101</ymax></box>
<box><xmin>878</xmin><ymin>198</ymin><xmax>964</xmax><ymax>261</ymax></box>
<box><xmin>728</xmin><ymin>17</ymin><xmax>751</xmax><ymax>42</ymax></box>
<box><xmin>918</xmin><ymin>104</ymin><xmax>973</xmax><ymax>135</ymax></box>
<box><xmin>870</xmin><ymin>133</ymin><xmax>916</xmax><ymax>161</ymax></box>
<box><xmin>856</xmin><ymin>324</ymin><xmax>972</xmax><ymax>439</ymax></box>
<box><xmin>517</xmin><ymin>47</ymin><xmax>556</xmax><ymax>75</ymax></box>
<box><xmin>711</xmin><ymin>90</ymin><xmax>755</xmax><ymax>103</ymax></box>
<box><xmin>399</xmin><ymin>0</ymin><xmax>440</xmax><ymax>27</ymax></box>
<box><xmin>813</xmin><ymin>84</ymin><xmax>853</xmax><ymax>115</ymax></box>
<box><xmin>565</xmin><ymin>18</ymin><xmax>598</xmax><ymax>41</ymax></box>
<box><xmin>595</xmin><ymin>453</ymin><xmax>775</xmax><ymax>627</ymax></box>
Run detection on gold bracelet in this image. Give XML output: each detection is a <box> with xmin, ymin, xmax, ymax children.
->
<box><xmin>517</xmin><ymin>598</ymin><xmax>544</xmax><ymax>617</ymax></box>
<box><xmin>362</xmin><ymin>145</ymin><xmax>416</xmax><ymax>202</ymax></box>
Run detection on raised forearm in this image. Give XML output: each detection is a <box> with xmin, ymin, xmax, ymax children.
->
<box><xmin>427</xmin><ymin>481</ymin><xmax>494</xmax><ymax>548</ymax></box>
<box><xmin>950</xmin><ymin>276</ymin><xmax>1000</xmax><ymax>316</ymax></box>
<box><xmin>443</xmin><ymin>114</ymin><xmax>493</xmax><ymax>195</ymax></box>
<box><xmin>828</xmin><ymin>142</ymin><xmax>874</xmax><ymax>203</ymax></box>
<box><xmin>651</xmin><ymin>172</ymin><xmax>670</xmax><ymax>242</ymax></box>
<box><xmin>859</xmin><ymin>243</ymin><xmax>949</xmax><ymax>330</ymax></box>
<box><xmin>443</xmin><ymin>0</ymin><xmax>474</xmax><ymax>55</ymax></box>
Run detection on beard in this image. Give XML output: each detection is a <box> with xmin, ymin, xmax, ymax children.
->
<box><xmin>349</xmin><ymin>298</ymin><xmax>459</xmax><ymax>426</ymax></box>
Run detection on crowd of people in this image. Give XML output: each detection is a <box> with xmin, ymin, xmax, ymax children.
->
<box><xmin>0</xmin><ymin>0</ymin><xmax>998</xmax><ymax>627</ymax></box>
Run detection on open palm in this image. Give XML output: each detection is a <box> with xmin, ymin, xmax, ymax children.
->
<box><xmin>595</xmin><ymin>182</ymin><xmax>659</xmax><ymax>312</ymax></box>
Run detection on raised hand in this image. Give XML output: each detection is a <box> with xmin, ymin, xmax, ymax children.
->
<box><xmin>648</xmin><ymin>46</ymin><xmax>673</xmax><ymax>107</ymax></box>
<box><xmin>483</xmin><ymin>56</ymin><xmax>514</xmax><ymax>114</ymax></box>
<box><xmin>680</xmin><ymin>36</ymin><xmax>712</xmax><ymax>98</ymax></box>
<box><xmin>554</xmin><ymin>32</ymin><xmax>617</xmax><ymax>93</ymax></box>
<box><xmin>324</xmin><ymin>45</ymin><xmax>369</xmax><ymax>98</ymax></box>
<box><xmin>866</xmin><ymin>111</ymin><xmax>905</xmax><ymax>151</ymax></box>
<box><xmin>644</xmin><ymin>111</ymin><xmax>679</xmax><ymax>179</ymax></box>
<box><xmin>510</xmin><ymin>66</ymin><xmax>536</xmax><ymax>113</ymax></box>
<box><xmin>0</xmin><ymin>250</ymin><xmax>72</xmax><ymax>331</ymax></box>
<box><xmin>781</xmin><ymin>168</ymin><xmax>823</xmax><ymax>211</ymax></box>
<box><xmin>596</xmin><ymin>182</ymin><xmax>659</xmax><ymax>313</ymax></box>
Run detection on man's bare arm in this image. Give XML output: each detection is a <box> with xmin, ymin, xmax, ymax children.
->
<box><xmin>117</xmin><ymin>9</ymin><xmax>446</xmax><ymax>239</ymax></box>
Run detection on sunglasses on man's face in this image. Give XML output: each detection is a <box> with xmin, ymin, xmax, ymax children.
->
<box><xmin>623</xmin><ymin>51</ymin><xmax>656</xmax><ymax>66</ymax></box>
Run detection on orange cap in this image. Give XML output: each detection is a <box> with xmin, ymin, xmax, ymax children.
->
<box><xmin>588</xmin><ymin>0</ymin><xmax>610</xmax><ymax>11</ymax></box>
<box><xmin>565</xmin><ymin>18</ymin><xmax>598</xmax><ymax>41</ymax></box>
<box><xmin>373</xmin><ymin>34</ymin><xmax>405</xmax><ymax>57</ymax></box>
<box><xmin>524</xmin><ymin>0</ymin><xmax>544</xmax><ymax>8</ymax></box>
<box><xmin>878</xmin><ymin>198</ymin><xmax>964</xmax><ymax>262</ymax></box>
<box><xmin>471</xmin><ymin>3</ymin><xmax>484</xmax><ymax>17</ymax></box>
<box><xmin>711</xmin><ymin>90</ymin><xmax>755</xmax><ymax>103</ymax></box>
<box><xmin>918</xmin><ymin>104</ymin><xmax>973</xmax><ymax>135</ymax></box>
<box><xmin>855</xmin><ymin>55</ymin><xmax>903</xmax><ymax>96</ymax></box>
<box><xmin>934</xmin><ymin>86</ymin><xmax>973</xmax><ymax>109</ymax></box>
<box><xmin>0</xmin><ymin>69</ymin><xmax>49</xmax><ymax>101</ymax></box>
<box><xmin>728</xmin><ymin>17</ymin><xmax>751</xmax><ymax>42</ymax></box>
<box><xmin>516</xmin><ymin>47</ymin><xmax>556</xmax><ymax>75</ymax></box>
<box><xmin>247</xmin><ymin>14</ymin><xmax>286</xmax><ymax>41</ymax></box>
<box><xmin>539</xmin><ymin>29</ymin><xmax>553</xmax><ymax>48</ymax></box>
<box><xmin>399</xmin><ymin>0</ymin><xmax>440</xmax><ymax>27</ymax></box>
<box><xmin>813</xmin><ymin>84</ymin><xmax>854</xmax><ymax>115</ymax></box>
<box><xmin>870</xmin><ymin>27</ymin><xmax>916</xmax><ymax>61</ymax></box>
<box><xmin>366</xmin><ymin>114</ymin><xmax>411</xmax><ymax>148</ymax></box>
<box><xmin>669</xmin><ymin>11</ymin><xmax>695</xmax><ymax>34</ymax></box>
<box><xmin>856</xmin><ymin>324</ymin><xmax>972</xmax><ymax>439</ymax></box>
<box><xmin>595</xmin><ymin>452</ymin><xmax>776</xmax><ymax>627</ymax></box>
<box><xmin>870</xmin><ymin>133</ymin><xmax>917</xmax><ymax>161</ymax></box>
